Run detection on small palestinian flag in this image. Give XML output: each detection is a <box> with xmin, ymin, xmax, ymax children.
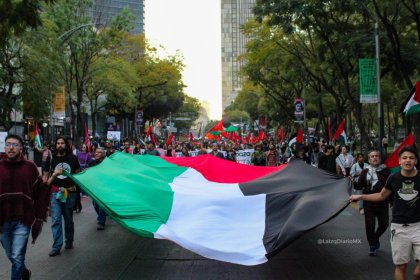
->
<box><xmin>333</xmin><ymin>120</ymin><xmax>347</xmax><ymax>145</ymax></box>
<box><xmin>288</xmin><ymin>130</ymin><xmax>303</xmax><ymax>147</ymax></box>
<box><xmin>401</xmin><ymin>81</ymin><xmax>420</xmax><ymax>116</ymax></box>
<box><xmin>34</xmin><ymin>121</ymin><xmax>42</xmax><ymax>149</ymax></box>
<box><xmin>68</xmin><ymin>153</ymin><xmax>351</xmax><ymax>265</ymax></box>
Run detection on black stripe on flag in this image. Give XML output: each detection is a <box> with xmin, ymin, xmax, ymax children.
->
<box><xmin>239</xmin><ymin>160</ymin><xmax>352</xmax><ymax>258</ymax></box>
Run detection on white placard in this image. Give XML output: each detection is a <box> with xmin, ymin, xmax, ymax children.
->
<box><xmin>0</xmin><ymin>132</ymin><xmax>7</xmax><ymax>151</ymax></box>
<box><xmin>235</xmin><ymin>149</ymin><xmax>254</xmax><ymax>165</ymax></box>
<box><xmin>107</xmin><ymin>131</ymin><xmax>121</xmax><ymax>141</ymax></box>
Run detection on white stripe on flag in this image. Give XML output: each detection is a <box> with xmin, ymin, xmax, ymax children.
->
<box><xmin>154</xmin><ymin>168</ymin><xmax>268</xmax><ymax>265</ymax></box>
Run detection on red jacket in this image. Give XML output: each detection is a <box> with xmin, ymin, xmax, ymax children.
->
<box><xmin>0</xmin><ymin>154</ymin><xmax>50</xmax><ymax>228</ymax></box>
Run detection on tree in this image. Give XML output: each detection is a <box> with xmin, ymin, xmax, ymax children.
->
<box><xmin>0</xmin><ymin>0</ymin><xmax>56</xmax><ymax>45</ymax></box>
<box><xmin>252</xmin><ymin>0</ymin><xmax>420</xmax><ymax>149</ymax></box>
<box><xmin>43</xmin><ymin>0</ymin><xmax>133</xmax><ymax>145</ymax></box>
<box><xmin>113</xmin><ymin>35</ymin><xmax>186</xmax><ymax>134</ymax></box>
<box><xmin>173</xmin><ymin>95</ymin><xmax>201</xmax><ymax>132</ymax></box>
<box><xmin>85</xmin><ymin>55</ymin><xmax>136</xmax><ymax>136</ymax></box>
<box><xmin>0</xmin><ymin>27</ymin><xmax>60</xmax><ymax>132</ymax></box>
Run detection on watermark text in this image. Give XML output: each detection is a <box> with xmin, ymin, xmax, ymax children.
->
<box><xmin>317</xmin><ymin>238</ymin><xmax>362</xmax><ymax>245</ymax></box>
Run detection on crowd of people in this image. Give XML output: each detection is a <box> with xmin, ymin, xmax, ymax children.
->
<box><xmin>1</xmin><ymin>132</ymin><xmax>420</xmax><ymax>280</ymax></box>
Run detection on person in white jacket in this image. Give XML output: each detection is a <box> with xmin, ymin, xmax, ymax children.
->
<box><xmin>350</xmin><ymin>153</ymin><xmax>369</xmax><ymax>214</ymax></box>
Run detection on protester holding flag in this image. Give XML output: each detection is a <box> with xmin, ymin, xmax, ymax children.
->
<box><xmin>44</xmin><ymin>136</ymin><xmax>81</xmax><ymax>257</ymax></box>
<box><xmin>75</xmin><ymin>144</ymin><xmax>92</xmax><ymax>212</ymax></box>
<box><xmin>0</xmin><ymin>134</ymin><xmax>51</xmax><ymax>280</ymax></box>
<box><xmin>87</xmin><ymin>147</ymin><xmax>108</xmax><ymax>230</ymax></box>
<box><xmin>350</xmin><ymin>146</ymin><xmax>420</xmax><ymax>279</ymax></box>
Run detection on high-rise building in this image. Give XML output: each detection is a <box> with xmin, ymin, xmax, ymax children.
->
<box><xmin>92</xmin><ymin>0</ymin><xmax>145</xmax><ymax>34</ymax></box>
<box><xmin>221</xmin><ymin>0</ymin><xmax>255</xmax><ymax>111</ymax></box>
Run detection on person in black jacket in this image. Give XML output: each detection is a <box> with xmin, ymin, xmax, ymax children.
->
<box><xmin>318</xmin><ymin>145</ymin><xmax>337</xmax><ymax>174</ymax></box>
<box><xmin>356</xmin><ymin>150</ymin><xmax>390</xmax><ymax>256</ymax></box>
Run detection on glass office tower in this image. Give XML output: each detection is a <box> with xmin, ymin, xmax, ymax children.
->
<box><xmin>221</xmin><ymin>0</ymin><xmax>255</xmax><ymax>111</ymax></box>
<box><xmin>92</xmin><ymin>0</ymin><xmax>145</xmax><ymax>34</ymax></box>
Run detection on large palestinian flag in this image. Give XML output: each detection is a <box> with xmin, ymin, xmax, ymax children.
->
<box><xmin>68</xmin><ymin>152</ymin><xmax>351</xmax><ymax>265</ymax></box>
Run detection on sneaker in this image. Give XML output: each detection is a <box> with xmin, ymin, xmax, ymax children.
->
<box><xmin>359</xmin><ymin>208</ymin><xmax>364</xmax><ymax>215</ymax></box>
<box><xmin>49</xmin><ymin>249</ymin><xmax>60</xmax><ymax>257</ymax></box>
<box><xmin>97</xmin><ymin>224</ymin><xmax>105</xmax><ymax>231</ymax></box>
<box><xmin>65</xmin><ymin>242</ymin><xmax>73</xmax><ymax>249</ymax></box>
<box><xmin>22</xmin><ymin>268</ymin><xmax>31</xmax><ymax>280</ymax></box>
<box><xmin>369</xmin><ymin>246</ymin><xmax>377</xmax><ymax>256</ymax></box>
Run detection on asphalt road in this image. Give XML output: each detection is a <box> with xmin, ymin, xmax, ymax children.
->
<box><xmin>0</xmin><ymin>199</ymin><xmax>415</xmax><ymax>280</ymax></box>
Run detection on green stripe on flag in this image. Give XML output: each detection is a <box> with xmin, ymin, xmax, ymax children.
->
<box><xmin>390</xmin><ymin>166</ymin><xmax>402</xmax><ymax>174</ymax></box>
<box><xmin>406</xmin><ymin>104</ymin><xmax>420</xmax><ymax>116</ymax></box>
<box><xmin>68</xmin><ymin>152</ymin><xmax>187</xmax><ymax>237</ymax></box>
<box><xmin>35</xmin><ymin>135</ymin><xmax>42</xmax><ymax>149</ymax></box>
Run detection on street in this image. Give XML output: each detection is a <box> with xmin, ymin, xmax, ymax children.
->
<box><xmin>0</xmin><ymin>198</ymin><xmax>415</xmax><ymax>280</ymax></box>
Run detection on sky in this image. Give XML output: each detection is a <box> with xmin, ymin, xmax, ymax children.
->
<box><xmin>144</xmin><ymin>0</ymin><xmax>222</xmax><ymax>120</ymax></box>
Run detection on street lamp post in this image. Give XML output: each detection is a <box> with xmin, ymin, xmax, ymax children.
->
<box><xmin>375</xmin><ymin>21</ymin><xmax>385</xmax><ymax>159</ymax></box>
<box><xmin>360</xmin><ymin>2</ymin><xmax>385</xmax><ymax>158</ymax></box>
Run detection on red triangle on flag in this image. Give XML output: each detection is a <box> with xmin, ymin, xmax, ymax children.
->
<box><xmin>384</xmin><ymin>133</ymin><xmax>415</xmax><ymax>169</ymax></box>
<box><xmin>415</xmin><ymin>81</ymin><xmax>420</xmax><ymax>103</ymax></box>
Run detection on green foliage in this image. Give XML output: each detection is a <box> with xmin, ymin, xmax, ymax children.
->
<box><xmin>0</xmin><ymin>0</ymin><xmax>56</xmax><ymax>45</ymax></box>
<box><xmin>239</xmin><ymin>0</ymin><xmax>420</xmax><ymax>144</ymax></box>
<box><xmin>173</xmin><ymin>95</ymin><xmax>201</xmax><ymax>131</ymax></box>
<box><xmin>223</xmin><ymin>110</ymin><xmax>250</xmax><ymax>124</ymax></box>
<box><xmin>21</xmin><ymin>27</ymin><xmax>61</xmax><ymax>119</ymax></box>
<box><xmin>114</xmin><ymin>35</ymin><xmax>186</xmax><ymax>121</ymax></box>
<box><xmin>0</xmin><ymin>23</ymin><xmax>61</xmax><ymax>130</ymax></box>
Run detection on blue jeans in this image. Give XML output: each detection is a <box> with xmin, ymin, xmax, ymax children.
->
<box><xmin>92</xmin><ymin>200</ymin><xmax>107</xmax><ymax>225</ymax></box>
<box><xmin>0</xmin><ymin>221</ymin><xmax>30</xmax><ymax>280</ymax></box>
<box><xmin>51</xmin><ymin>192</ymin><xmax>76</xmax><ymax>251</ymax></box>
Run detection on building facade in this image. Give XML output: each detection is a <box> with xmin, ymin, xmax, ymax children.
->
<box><xmin>221</xmin><ymin>0</ymin><xmax>256</xmax><ymax>111</ymax></box>
<box><xmin>92</xmin><ymin>0</ymin><xmax>145</xmax><ymax>34</ymax></box>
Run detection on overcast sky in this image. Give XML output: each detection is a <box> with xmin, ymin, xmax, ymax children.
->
<box><xmin>145</xmin><ymin>0</ymin><xmax>222</xmax><ymax>120</ymax></box>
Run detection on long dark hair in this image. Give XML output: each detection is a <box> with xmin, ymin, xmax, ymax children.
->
<box><xmin>54</xmin><ymin>136</ymin><xmax>72</xmax><ymax>155</ymax></box>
